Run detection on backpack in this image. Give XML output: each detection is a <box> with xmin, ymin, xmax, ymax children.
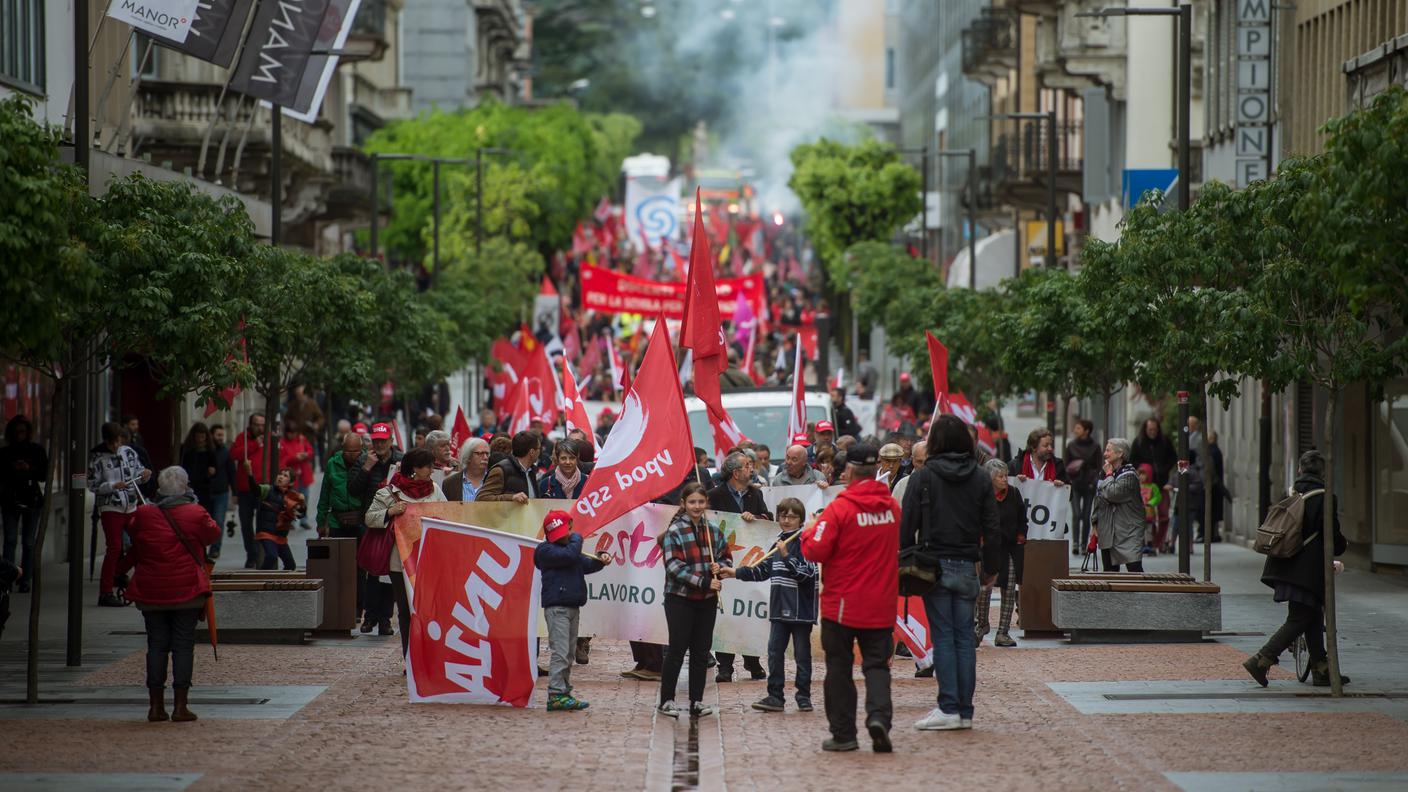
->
<box><xmin>1253</xmin><ymin>488</ymin><xmax>1324</xmax><ymax>558</ymax></box>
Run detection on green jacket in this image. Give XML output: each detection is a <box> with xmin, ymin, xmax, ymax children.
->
<box><xmin>317</xmin><ymin>452</ymin><xmax>364</xmax><ymax>531</ymax></box>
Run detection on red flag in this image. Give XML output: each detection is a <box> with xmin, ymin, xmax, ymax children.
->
<box><xmin>606</xmin><ymin>335</ymin><xmax>627</xmax><ymax>394</ymax></box>
<box><xmin>405</xmin><ymin>521</ymin><xmax>540</xmax><ymax>706</ymax></box>
<box><xmin>925</xmin><ymin>331</ymin><xmax>949</xmax><ymax>411</ymax></box>
<box><xmin>944</xmin><ymin>392</ymin><xmax>995</xmax><ymax>455</ymax></box>
<box><xmin>489</xmin><ymin>337</ymin><xmax>525</xmax><ymax>418</ymax></box>
<box><xmin>787</xmin><ymin>334</ymin><xmax>807</xmax><ymax>438</ymax></box>
<box><xmin>743</xmin><ymin>320</ymin><xmax>763</xmax><ymax>386</ymax></box>
<box><xmin>540</xmin><ymin>276</ymin><xmax>558</xmax><ymax>296</ymax></box>
<box><xmin>707</xmin><ymin>405</ymin><xmax>750</xmax><ymax>463</ymax></box>
<box><xmin>593</xmin><ymin>196</ymin><xmax>612</xmax><ymax>225</ymax></box>
<box><xmin>508</xmin><ymin>377</ymin><xmax>533</xmax><ymax>434</ymax></box>
<box><xmin>895</xmin><ymin>597</ymin><xmax>933</xmax><ymax>670</ymax></box>
<box><xmin>560</xmin><ymin>358</ymin><xmax>596</xmax><ymax>449</ymax></box>
<box><xmin>679</xmin><ymin>190</ymin><xmax>726</xmax><ymax>417</ymax></box>
<box><xmin>573</xmin><ymin>319</ymin><xmax>695</xmax><ymax>536</ymax></box>
<box><xmin>521</xmin><ymin>342</ymin><xmax>560</xmax><ymax>427</ymax></box>
<box><xmin>449</xmin><ymin>407</ymin><xmax>472</xmax><ymax>457</ymax></box>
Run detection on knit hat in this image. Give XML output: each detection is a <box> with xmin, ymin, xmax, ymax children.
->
<box><xmin>544</xmin><ymin>510</ymin><xmax>574</xmax><ymax>543</ymax></box>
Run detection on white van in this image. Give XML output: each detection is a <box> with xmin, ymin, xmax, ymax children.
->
<box><xmin>684</xmin><ymin>389</ymin><xmax>832</xmax><ymax>458</ymax></box>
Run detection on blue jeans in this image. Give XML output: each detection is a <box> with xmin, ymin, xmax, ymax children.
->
<box><xmin>766</xmin><ymin>621</ymin><xmax>813</xmax><ymax>702</ymax></box>
<box><xmin>258</xmin><ymin>539</ymin><xmax>295</xmax><ymax>571</ymax></box>
<box><xmin>205</xmin><ymin>491</ymin><xmax>230</xmax><ymax>557</ymax></box>
<box><xmin>923</xmin><ymin>558</ymin><xmax>979</xmax><ymax>720</ymax></box>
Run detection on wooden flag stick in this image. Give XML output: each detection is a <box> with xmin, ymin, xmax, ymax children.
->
<box><xmin>744</xmin><ymin>528</ymin><xmax>805</xmax><ymax>567</ymax></box>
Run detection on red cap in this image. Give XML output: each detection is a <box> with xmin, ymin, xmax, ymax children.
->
<box><xmin>370</xmin><ymin>422</ymin><xmax>392</xmax><ymax>440</ymax></box>
<box><xmin>598</xmin><ymin>407</ymin><xmax>616</xmax><ymax>420</ymax></box>
<box><xmin>790</xmin><ymin>432</ymin><xmax>811</xmax><ymax>446</ymax></box>
<box><xmin>544</xmin><ymin>510</ymin><xmax>574</xmax><ymax>543</ymax></box>
<box><xmin>815</xmin><ymin>420</ymin><xmax>834</xmax><ymax>433</ymax></box>
<box><xmin>899</xmin><ymin>372</ymin><xmax>912</xmax><ymax>382</ymax></box>
<box><xmin>353</xmin><ymin>422</ymin><xmax>369</xmax><ymax>434</ymax></box>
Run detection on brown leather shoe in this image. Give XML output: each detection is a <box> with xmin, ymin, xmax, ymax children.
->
<box><xmin>171</xmin><ymin>687</ymin><xmax>198</xmax><ymax>722</ymax></box>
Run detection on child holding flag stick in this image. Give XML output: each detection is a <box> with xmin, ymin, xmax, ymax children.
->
<box><xmin>657</xmin><ymin>482</ymin><xmax>732</xmax><ymax>719</ymax></box>
<box><xmin>718</xmin><ymin>498</ymin><xmax>819</xmax><ymax>712</ymax></box>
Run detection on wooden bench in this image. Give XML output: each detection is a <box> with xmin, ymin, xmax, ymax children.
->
<box><xmin>201</xmin><ymin>575</ymin><xmax>325</xmax><ymax>644</ymax></box>
<box><xmin>1051</xmin><ymin>575</ymin><xmax>1222</xmax><ymax>643</ymax></box>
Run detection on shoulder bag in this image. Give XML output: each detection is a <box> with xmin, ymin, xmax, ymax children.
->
<box><xmin>158</xmin><ymin>506</ymin><xmax>213</xmax><ymax>624</ymax></box>
<box><xmin>898</xmin><ymin>467</ymin><xmax>941</xmax><ymax>596</ymax></box>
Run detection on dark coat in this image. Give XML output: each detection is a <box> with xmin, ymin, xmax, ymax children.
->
<box><xmin>180</xmin><ymin>447</ymin><xmax>217</xmax><ymax>501</ymax></box>
<box><xmin>537</xmin><ymin>469</ymin><xmax>586</xmax><ymax>500</ymax></box>
<box><xmin>476</xmin><ymin>457</ymin><xmax>535</xmax><ymax>501</ymax></box>
<box><xmin>535</xmin><ymin>533</ymin><xmax>606</xmax><ymax>608</ymax></box>
<box><xmin>1063</xmin><ymin>436</ymin><xmax>1102</xmax><ymax>492</ymax></box>
<box><xmin>1130</xmin><ymin>432</ymin><xmax>1177</xmax><ymax>488</ymax></box>
<box><xmin>707</xmin><ymin>482</ymin><xmax>773</xmax><ymax>520</ymax></box>
<box><xmin>1006</xmin><ymin>452</ymin><xmax>1068</xmax><ymax>484</ymax></box>
<box><xmin>832</xmin><ymin>404</ymin><xmax>863</xmax><ymax>440</ymax></box>
<box><xmin>993</xmin><ymin>487</ymin><xmax>1027</xmax><ymax>588</ymax></box>
<box><xmin>1260</xmin><ymin>476</ymin><xmax>1347</xmax><ymax>604</ymax></box>
<box><xmin>347</xmin><ymin>447</ymin><xmax>404</xmax><ymax>510</ymax></box>
<box><xmin>0</xmin><ymin>440</ymin><xmax>46</xmax><ymax>509</ymax></box>
<box><xmin>734</xmin><ymin>528</ymin><xmax>818</xmax><ymax>623</ymax></box>
<box><xmin>899</xmin><ymin>453</ymin><xmax>1002</xmax><ymax>577</ymax></box>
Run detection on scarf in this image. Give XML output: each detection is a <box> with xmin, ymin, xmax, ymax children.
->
<box><xmin>994</xmin><ymin>486</ymin><xmax>1008</xmax><ymax>502</ymax></box>
<box><xmin>391</xmin><ymin>471</ymin><xmax>435</xmax><ymax>500</ymax></box>
<box><xmin>1106</xmin><ymin>462</ymin><xmax>1137</xmax><ymax>482</ymax></box>
<box><xmin>157</xmin><ymin>491</ymin><xmax>197</xmax><ymax>509</ymax></box>
<box><xmin>554</xmin><ymin>466</ymin><xmax>582</xmax><ymax>496</ymax></box>
<box><xmin>1023</xmin><ymin>453</ymin><xmax>1056</xmax><ymax>481</ymax></box>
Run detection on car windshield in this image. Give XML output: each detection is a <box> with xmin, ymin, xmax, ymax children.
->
<box><xmin>688</xmin><ymin>404</ymin><xmax>829</xmax><ymax>461</ymax></box>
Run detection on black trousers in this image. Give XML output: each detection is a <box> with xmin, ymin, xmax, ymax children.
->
<box><xmin>820</xmin><ymin>618</ymin><xmax>892</xmax><ymax>742</ymax></box>
<box><xmin>1102</xmin><ymin>550</ymin><xmax>1144</xmax><ymax>573</ymax></box>
<box><xmin>659</xmin><ymin>594</ymin><xmax>718</xmax><ymax>705</ymax></box>
<box><xmin>713</xmin><ymin>651</ymin><xmax>764</xmax><ymax>675</ymax></box>
<box><xmin>144</xmin><ymin>608</ymin><xmax>200</xmax><ymax>690</ymax></box>
<box><xmin>365</xmin><ymin>577</ymin><xmax>395</xmax><ymax>625</ymax></box>
<box><xmin>391</xmin><ymin>571</ymin><xmax>411</xmax><ymax>659</ymax></box>
<box><xmin>1261</xmin><ymin>600</ymin><xmax>1325</xmax><ymax>663</ymax></box>
<box><xmin>630</xmin><ymin>640</ymin><xmax>664</xmax><ymax>672</ymax></box>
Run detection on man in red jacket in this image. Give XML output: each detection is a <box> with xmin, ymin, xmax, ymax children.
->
<box><xmin>228</xmin><ymin>414</ymin><xmax>266</xmax><ymax>568</ymax></box>
<box><xmin>800</xmin><ymin>443</ymin><xmax>900</xmax><ymax>754</ymax></box>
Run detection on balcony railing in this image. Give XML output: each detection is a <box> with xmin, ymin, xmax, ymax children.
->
<box><xmin>962</xmin><ymin>7</ymin><xmax>1018</xmax><ymax>82</ymax></box>
<box><xmin>990</xmin><ymin>119</ymin><xmax>1084</xmax><ymax>184</ymax></box>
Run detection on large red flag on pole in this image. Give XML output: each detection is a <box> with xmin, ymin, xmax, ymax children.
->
<box><xmin>678</xmin><ymin>189</ymin><xmax>726</xmax><ymax>418</ymax></box>
<box><xmin>449</xmin><ymin>407</ymin><xmax>472</xmax><ymax>457</ymax></box>
<box><xmin>787</xmin><ymin>334</ymin><xmax>808</xmax><ymax>438</ymax></box>
<box><xmin>925</xmin><ymin>331</ymin><xmax>950</xmax><ymax>413</ymax></box>
<box><xmin>573</xmin><ymin>318</ymin><xmax>695</xmax><ymax>536</ymax></box>
<box><xmin>560</xmin><ymin>357</ymin><xmax>596</xmax><ymax>449</ymax></box>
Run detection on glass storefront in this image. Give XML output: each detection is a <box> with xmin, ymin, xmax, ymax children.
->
<box><xmin>1372</xmin><ymin>380</ymin><xmax>1408</xmax><ymax>564</ymax></box>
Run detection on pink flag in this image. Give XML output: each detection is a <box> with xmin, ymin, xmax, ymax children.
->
<box><xmin>573</xmin><ymin>319</ymin><xmax>695</xmax><ymax>536</ymax></box>
<box><xmin>787</xmin><ymin>334</ymin><xmax>807</xmax><ymax>438</ymax></box>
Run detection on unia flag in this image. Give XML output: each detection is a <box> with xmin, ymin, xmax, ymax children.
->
<box><xmin>405</xmin><ymin>519</ymin><xmax>540</xmax><ymax>707</ymax></box>
<box><xmin>573</xmin><ymin>318</ymin><xmax>695</xmax><ymax>536</ymax></box>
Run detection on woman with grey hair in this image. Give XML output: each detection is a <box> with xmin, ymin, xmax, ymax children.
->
<box><xmin>975</xmin><ymin>458</ymin><xmax>1028</xmax><ymax>647</ymax></box>
<box><xmin>442</xmin><ymin>437</ymin><xmax>490</xmax><ymax>502</ymax></box>
<box><xmin>1092</xmin><ymin>437</ymin><xmax>1145</xmax><ymax>572</ymax></box>
<box><xmin>125</xmin><ymin>466</ymin><xmax>220</xmax><ymax>722</ymax></box>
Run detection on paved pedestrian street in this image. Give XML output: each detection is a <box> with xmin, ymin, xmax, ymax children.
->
<box><xmin>2</xmin><ymin>544</ymin><xmax>1406</xmax><ymax>791</ymax></box>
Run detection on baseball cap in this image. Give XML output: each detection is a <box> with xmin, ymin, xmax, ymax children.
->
<box><xmin>815</xmin><ymin>420</ymin><xmax>835</xmax><ymax>434</ymax></box>
<box><xmin>879</xmin><ymin>443</ymin><xmax>905</xmax><ymax>461</ymax></box>
<box><xmin>352</xmin><ymin>422</ymin><xmax>369</xmax><ymax>434</ymax></box>
<box><xmin>370</xmin><ymin>422</ymin><xmax>392</xmax><ymax>440</ymax></box>
<box><xmin>543</xmin><ymin>510</ymin><xmax>574</xmax><ymax>543</ymax></box>
<box><xmin>790</xmin><ymin>432</ymin><xmax>811</xmax><ymax>446</ymax></box>
<box><xmin>899</xmin><ymin>372</ymin><xmax>912</xmax><ymax>382</ymax></box>
<box><xmin>847</xmin><ymin>443</ymin><xmax>880</xmax><ymax>466</ymax></box>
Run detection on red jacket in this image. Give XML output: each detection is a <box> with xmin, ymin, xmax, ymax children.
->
<box><xmin>230</xmin><ymin>431</ymin><xmax>265</xmax><ymax>493</ymax></box>
<box><xmin>800</xmin><ymin>477</ymin><xmax>900</xmax><ymax>629</ymax></box>
<box><xmin>278</xmin><ymin>434</ymin><xmax>314</xmax><ymax>488</ymax></box>
<box><xmin>126</xmin><ymin>502</ymin><xmax>221</xmax><ymax>606</ymax></box>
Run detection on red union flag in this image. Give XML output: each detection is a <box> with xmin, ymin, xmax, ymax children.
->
<box><xmin>707</xmin><ymin>405</ymin><xmax>750</xmax><ymax>464</ymax></box>
<box><xmin>449</xmin><ymin>406</ymin><xmax>471</xmax><ymax>457</ymax></box>
<box><xmin>573</xmin><ymin>319</ymin><xmax>694</xmax><ymax>536</ymax></box>
<box><xmin>678</xmin><ymin>191</ymin><xmax>726</xmax><ymax>417</ymax></box>
<box><xmin>560</xmin><ymin>357</ymin><xmax>596</xmax><ymax>449</ymax></box>
<box><xmin>787</xmin><ymin>335</ymin><xmax>807</xmax><ymax>438</ymax></box>
<box><xmin>895</xmin><ymin>597</ymin><xmax>933</xmax><ymax>671</ymax></box>
<box><xmin>406</xmin><ymin>520</ymin><xmax>540</xmax><ymax>706</ymax></box>
<box><xmin>925</xmin><ymin>331</ymin><xmax>950</xmax><ymax>411</ymax></box>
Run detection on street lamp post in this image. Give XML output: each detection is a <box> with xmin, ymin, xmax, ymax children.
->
<box><xmin>937</xmin><ymin>148</ymin><xmax>978</xmax><ymax>290</ymax></box>
<box><xmin>1078</xmin><ymin>2</ymin><xmax>1195</xmax><ymax>574</ymax></box>
<box><xmin>369</xmin><ymin>153</ymin><xmax>472</xmax><ymax>271</ymax></box>
<box><xmin>988</xmin><ymin>111</ymin><xmax>1059</xmax><ymax>268</ymax></box>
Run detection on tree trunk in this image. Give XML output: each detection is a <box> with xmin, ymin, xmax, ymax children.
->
<box><xmin>1203</xmin><ymin>384</ymin><xmax>1214</xmax><ymax>582</ymax></box>
<box><xmin>1322</xmin><ymin>387</ymin><xmax>1343</xmax><ymax>697</ymax></box>
<box><xmin>1102</xmin><ymin>384</ymin><xmax>1114</xmax><ymax>442</ymax></box>
<box><xmin>263</xmin><ymin>385</ymin><xmax>279</xmax><ymax>486</ymax></box>
<box><xmin>26</xmin><ymin>374</ymin><xmax>64</xmax><ymax>704</ymax></box>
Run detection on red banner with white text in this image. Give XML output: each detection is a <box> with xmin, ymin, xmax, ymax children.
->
<box><xmin>578</xmin><ymin>262</ymin><xmax>764</xmax><ymax>320</ymax></box>
<box><xmin>405</xmin><ymin>520</ymin><xmax>541</xmax><ymax>707</ymax></box>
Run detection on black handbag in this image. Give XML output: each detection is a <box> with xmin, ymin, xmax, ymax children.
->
<box><xmin>898</xmin><ymin>467</ymin><xmax>941</xmax><ymax>596</ymax></box>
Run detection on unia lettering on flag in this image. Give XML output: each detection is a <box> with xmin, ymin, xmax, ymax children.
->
<box><xmin>405</xmin><ymin>520</ymin><xmax>540</xmax><ymax>706</ymax></box>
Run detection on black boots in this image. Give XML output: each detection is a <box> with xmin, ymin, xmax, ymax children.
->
<box><xmin>171</xmin><ymin>687</ymin><xmax>198</xmax><ymax>722</ymax></box>
<box><xmin>1310</xmin><ymin>660</ymin><xmax>1351</xmax><ymax>688</ymax></box>
<box><xmin>1242</xmin><ymin>653</ymin><xmax>1275</xmax><ymax>687</ymax></box>
<box><xmin>147</xmin><ymin>688</ymin><xmax>169</xmax><ymax>722</ymax></box>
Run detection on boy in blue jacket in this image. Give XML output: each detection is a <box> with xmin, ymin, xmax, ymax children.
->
<box><xmin>718</xmin><ymin>497</ymin><xmax>819</xmax><ymax>712</ymax></box>
<box><xmin>534</xmin><ymin>509</ymin><xmax>611</xmax><ymax>711</ymax></box>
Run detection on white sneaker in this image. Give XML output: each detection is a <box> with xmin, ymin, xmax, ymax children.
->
<box><xmin>690</xmin><ymin>701</ymin><xmax>714</xmax><ymax>718</ymax></box>
<box><xmin>960</xmin><ymin>718</ymin><xmax>973</xmax><ymax>730</ymax></box>
<box><xmin>914</xmin><ymin>707</ymin><xmax>964</xmax><ymax>731</ymax></box>
<box><xmin>658</xmin><ymin>701</ymin><xmax>681</xmax><ymax>719</ymax></box>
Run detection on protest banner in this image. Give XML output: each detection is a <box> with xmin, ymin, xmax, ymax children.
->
<box><xmin>760</xmin><ymin>483</ymin><xmax>843</xmax><ymax>520</ymax></box>
<box><xmin>396</xmin><ymin>500</ymin><xmax>781</xmax><ymax>656</ymax></box>
<box><xmin>578</xmin><ymin>263</ymin><xmax>764</xmax><ymax>320</ymax></box>
<box><xmin>405</xmin><ymin>520</ymin><xmax>541</xmax><ymax>707</ymax></box>
<box><xmin>1015</xmin><ymin>478</ymin><xmax>1072</xmax><ymax>540</ymax></box>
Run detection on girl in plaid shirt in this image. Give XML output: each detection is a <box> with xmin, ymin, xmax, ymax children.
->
<box><xmin>657</xmin><ymin>482</ymin><xmax>733</xmax><ymax>719</ymax></box>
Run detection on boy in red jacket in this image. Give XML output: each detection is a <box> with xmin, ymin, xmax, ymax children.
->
<box><xmin>800</xmin><ymin>443</ymin><xmax>900</xmax><ymax>754</ymax></box>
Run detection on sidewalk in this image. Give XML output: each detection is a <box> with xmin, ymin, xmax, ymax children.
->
<box><xmin>1</xmin><ymin>541</ymin><xmax>1405</xmax><ymax>791</ymax></box>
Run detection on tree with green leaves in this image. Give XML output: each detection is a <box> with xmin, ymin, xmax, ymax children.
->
<box><xmin>421</xmin><ymin>237</ymin><xmax>544</xmax><ymax>381</ymax></box>
<box><xmin>1244</xmin><ymin>87</ymin><xmax>1408</xmax><ymax>696</ymax></box>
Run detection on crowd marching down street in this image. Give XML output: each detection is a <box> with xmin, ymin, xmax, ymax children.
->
<box><xmin>8</xmin><ymin>187</ymin><xmax>1344</xmax><ymax>760</ymax></box>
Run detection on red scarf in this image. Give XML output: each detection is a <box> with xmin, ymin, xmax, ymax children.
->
<box><xmin>391</xmin><ymin>471</ymin><xmax>435</xmax><ymax>500</ymax></box>
<box><xmin>1023</xmin><ymin>453</ymin><xmax>1056</xmax><ymax>481</ymax></box>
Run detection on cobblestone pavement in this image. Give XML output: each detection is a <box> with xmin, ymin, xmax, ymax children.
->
<box><xmin>1</xmin><ymin>544</ymin><xmax>1406</xmax><ymax>791</ymax></box>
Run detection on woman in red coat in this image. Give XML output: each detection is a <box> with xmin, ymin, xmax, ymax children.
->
<box><xmin>127</xmin><ymin>466</ymin><xmax>220</xmax><ymax>723</ymax></box>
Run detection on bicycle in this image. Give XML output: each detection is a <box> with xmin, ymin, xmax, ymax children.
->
<box><xmin>1291</xmin><ymin>634</ymin><xmax>1312</xmax><ymax>682</ymax></box>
